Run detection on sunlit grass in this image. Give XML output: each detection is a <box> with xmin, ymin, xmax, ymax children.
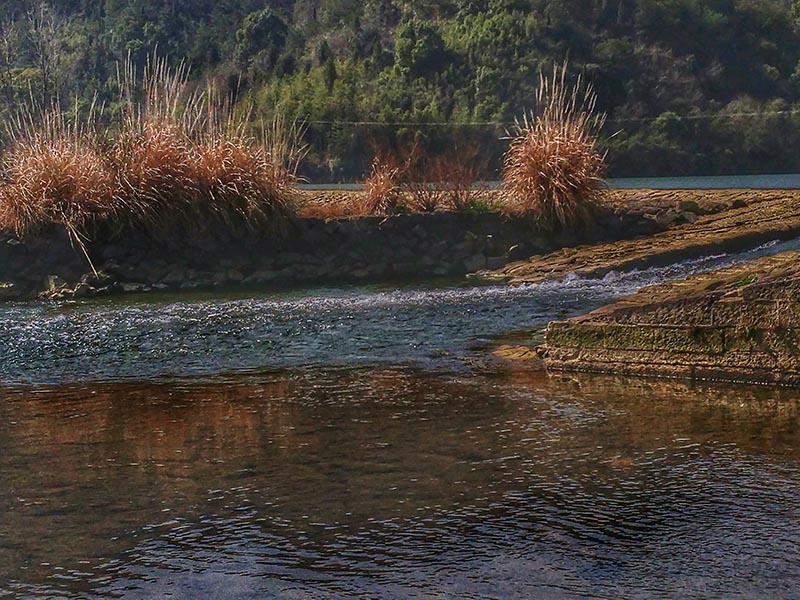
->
<box><xmin>501</xmin><ymin>63</ymin><xmax>608</xmax><ymax>229</ymax></box>
<box><xmin>0</xmin><ymin>56</ymin><xmax>306</xmax><ymax>248</ymax></box>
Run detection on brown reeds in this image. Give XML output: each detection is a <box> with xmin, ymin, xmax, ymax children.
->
<box><xmin>501</xmin><ymin>63</ymin><xmax>607</xmax><ymax>229</ymax></box>
<box><xmin>359</xmin><ymin>144</ymin><xmax>488</xmax><ymax>216</ymax></box>
<box><xmin>361</xmin><ymin>156</ymin><xmax>406</xmax><ymax>215</ymax></box>
<box><xmin>0</xmin><ymin>100</ymin><xmax>122</xmax><ymax>267</ymax></box>
<box><xmin>425</xmin><ymin>151</ymin><xmax>489</xmax><ymax>212</ymax></box>
<box><xmin>0</xmin><ymin>55</ymin><xmax>306</xmax><ymax>247</ymax></box>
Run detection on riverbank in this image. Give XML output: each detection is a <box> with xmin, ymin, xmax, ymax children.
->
<box><xmin>478</xmin><ymin>189</ymin><xmax>800</xmax><ymax>285</ymax></box>
<box><xmin>0</xmin><ymin>191</ymin><xmax>748</xmax><ymax>300</ymax></box>
<box><xmin>0</xmin><ymin>188</ymin><xmax>780</xmax><ymax>302</ymax></box>
<box><xmin>477</xmin><ymin>188</ymin><xmax>800</xmax><ymax>386</ymax></box>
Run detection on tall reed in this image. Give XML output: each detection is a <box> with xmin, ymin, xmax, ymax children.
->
<box><xmin>501</xmin><ymin>63</ymin><xmax>607</xmax><ymax>229</ymax></box>
<box><xmin>0</xmin><ymin>55</ymin><xmax>306</xmax><ymax>247</ymax></box>
<box><xmin>0</xmin><ymin>99</ymin><xmax>120</xmax><ymax>267</ymax></box>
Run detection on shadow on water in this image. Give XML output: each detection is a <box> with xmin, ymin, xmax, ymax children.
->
<box><xmin>1</xmin><ymin>368</ymin><xmax>799</xmax><ymax>599</ymax></box>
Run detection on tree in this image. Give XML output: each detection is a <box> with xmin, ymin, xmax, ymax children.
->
<box><xmin>27</xmin><ymin>1</ymin><xmax>62</xmax><ymax>103</ymax></box>
<box><xmin>235</xmin><ymin>8</ymin><xmax>290</xmax><ymax>76</ymax></box>
<box><xmin>394</xmin><ymin>17</ymin><xmax>449</xmax><ymax>79</ymax></box>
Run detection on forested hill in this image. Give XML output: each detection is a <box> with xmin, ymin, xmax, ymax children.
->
<box><xmin>1</xmin><ymin>0</ymin><xmax>800</xmax><ymax>180</ymax></box>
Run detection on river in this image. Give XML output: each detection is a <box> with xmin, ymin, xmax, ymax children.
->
<box><xmin>1</xmin><ymin>239</ymin><xmax>799</xmax><ymax>599</ymax></box>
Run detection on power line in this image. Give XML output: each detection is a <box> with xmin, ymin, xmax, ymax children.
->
<box><xmin>299</xmin><ymin>109</ymin><xmax>800</xmax><ymax>128</ymax></box>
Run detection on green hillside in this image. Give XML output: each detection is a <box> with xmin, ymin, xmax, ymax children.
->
<box><xmin>1</xmin><ymin>0</ymin><xmax>799</xmax><ymax>180</ymax></box>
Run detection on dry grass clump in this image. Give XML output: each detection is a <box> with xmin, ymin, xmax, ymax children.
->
<box><xmin>0</xmin><ymin>104</ymin><xmax>122</xmax><ymax>265</ymax></box>
<box><xmin>296</xmin><ymin>191</ymin><xmax>364</xmax><ymax>219</ymax></box>
<box><xmin>423</xmin><ymin>151</ymin><xmax>489</xmax><ymax>212</ymax></box>
<box><xmin>192</xmin><ymin>138</ymin><xmax>286</xmax><ymax>226</ymax></box>
<box><xmin>361</xmin><ymin>156</ymin><xmax>406</xmax><ymax>215</ymax></box>
<box><xmin>501</xmin><ymin>64</ymin><xmax>607</xmax><ymax>230</ymax></box>
<box><xmin>0</xmin><ymin>137</ymin><xmax>117</xmax><ymax>237</ymax></box>
<box><xmin>0</xmin><ymin>56</ymin><xmax>305</xmax><ymax>247</ymax></box>
<box><xmin>357</xmin><ymin>144</ymin><xmax>488</xmax><ymax>217</ymax></box>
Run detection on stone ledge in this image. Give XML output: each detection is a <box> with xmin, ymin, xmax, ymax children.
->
<box><xmin>480</xmin><ymin>190</ymin><xmax>800</xmax><ymax>285</ymax></box>
<box><xmin>541</xmin><ymin>250</ymin><xmax>800</xmax><ymax>387</ymax></box>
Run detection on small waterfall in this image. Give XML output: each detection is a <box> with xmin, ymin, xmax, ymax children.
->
<box><xmin>1</xmin><ymin>237</ymin><xmax>799</xmax><ymax>386</ymax></box>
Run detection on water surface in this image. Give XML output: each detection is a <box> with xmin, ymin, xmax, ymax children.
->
<box><xmin>2</xmin><ymin>370</ymin><xmax>799</xmax><ymax>599</ymax></box>
<box><xmin>302</xmin><ymin>173</ymin><xmax>800</xmax><ymax>191</ymax></box>
<box><xmin>2</xmin><ymin>237</ymin><xmax>800</xmax><ymax>386</ymax></box>
<box><xmin>2</xmin><ymin>240</ymin><xmax>800</xmax><ymax>599</ymax></box>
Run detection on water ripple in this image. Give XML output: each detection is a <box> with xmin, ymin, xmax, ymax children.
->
<box><xmin>2</xmin><ymin>237</ymin><xmax>799</xmax><ymax>386</ymax></box>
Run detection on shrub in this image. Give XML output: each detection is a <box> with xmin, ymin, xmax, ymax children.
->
<box><xmin>0</xmin><ymin>55</ymin><xmax>305</xmax><ymax>248</ymax></box>
<box><xmin>425</xmin><ymin>151</ymin><xmax>489</xmax><ymax>212</ymax></box>
<box><xmin>360</xmin><ymin>143</ymin><xmax>488</xmax><ymax>215</ymax></box>
<box><xmin>0</xmin><ymin>103</ymin><xmax>122</xmax><ymax>266</ymax></box>
<box><xmin>501</xmin><ymin>64</ymin><xmax>607</xmax><ymax>229</ymax></box>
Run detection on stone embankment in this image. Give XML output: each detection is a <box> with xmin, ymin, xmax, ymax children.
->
<box><xmin>478</xmin><ymin>189</ymin><xmax>800</xmax><ymax>386</ymax></box>
<box><xmin>0</xmin><ymin>213</ymin><xmax>532</xmax><ymax>301</ymax></box>
<box><xmin>479</xmin><ymin>190</ymin><xmax>800</xmax><ymax>285</ymax></box>
<box><xmin>0</xmin><ymin>188</ymin><xmax>793</xmax><ymax>302</ymax></box>
<box><xmin>0</xmin><ymin>187</ymin><xmax>727</xmax><ymax>302</ymax></box>
<box><xmin>542</xmin><ymin>251</ymin><xmax>800</xmax><ymax>386</ymax></box>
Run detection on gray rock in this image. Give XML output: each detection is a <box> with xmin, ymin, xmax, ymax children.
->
<box><xmin>463</xmin><ymin>254</ymin><xmax>487</xmax><ymax>272</ymax></box>
<box><xmin>393</xmin><ymin>262</ymin><xmax>417</xmax><ymax>274</ymax></box>
<box><xmin>452</xmin><ymin>241</ymin><xmax>474</xmax><ymax>257</ymax></box>
<box><xmin>429</xmin><ymin>240</ymin><xmax>449</xmax><ymax>257</ymax></box>
<box><xmin>247</xmin><ymin>270</ymin><xmax>281</xmax><ymax>284</ymax></box>
<box><xmin>654</xmin><ymin>209</ymin><xmax>681</xmax><ymax>227</ymax></box>
<box><xmin>227</xmin><ymin>269</ymin><xmax>244</xmax><ymax>283</ymax></box>
<box><xmin>369</xmin><ymin>263</ymin><xmax>389</xmax><ymax>275</ymax></box>
<box><xmin>41</xmin><ymin>288</ymin><xmax>71</xmax><ymax>301</ymax></box>
<box><xmin>486</xmin><ymin>256</ymin><xmax>507</xmax><ymax>270</ymax></box>
<box><xmin>506</xmin><ymin>244</ymin><xmax>526</xmax><ymax>261</ymax></box>
<box><xmin>81</xmin><ymin>270</ymin><xmax>114</xmax><ymax>286</ymax></box>
<box><xmin>100</xmin><ymin>244</ymin><xmax>126</xmax><ymax>261</ymax></box>
<box><xmin>395</xmin><ymin>246</ymin><xmax>414</xmax><ymax>260</ymax></box>
<box><xmin>162</xmin><ymin>270</ymin><xmax>186</xmax><ymax>285</ymax></box>
<box><xmin>280</xmin><ymin>252</ymin><xmax>305</xmax><ymax>264</ymax></box>
<box><xmin>0</xmin><ymin>282</ymin><xmax>19</xmax><ymax>301</ymax></box>
<box><xmin>72</xmin><ymin>283</ymin><xmax>93</xmax><ymax>298</ymax></box>
<box><xmin>485</xmin><ymin>235</ymin><xmax>500</xmax><ymax>256</ymax></box>
<box><xmin>679</xmin><ymin>200</ymin><xmax>701</xmax><ymax>213</ymax></box>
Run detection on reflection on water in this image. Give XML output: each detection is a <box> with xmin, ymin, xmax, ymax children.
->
<box><xmin>4</xmin><ymin>239</ymin><xmax>800</xmax><ymax>598</ymax></box>
<box><xmin>1</xmin><ymin>368</ymin><xmax>799</xmax><ymax>599</ymax></box>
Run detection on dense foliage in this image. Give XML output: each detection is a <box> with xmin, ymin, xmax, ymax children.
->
<box><xmin>1</xmin><ymin>0</ymin><xmax>799</xmax><ymax>179</ymax></box>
